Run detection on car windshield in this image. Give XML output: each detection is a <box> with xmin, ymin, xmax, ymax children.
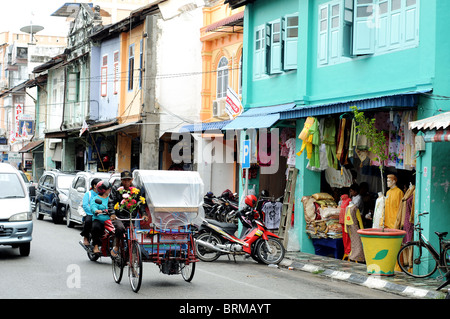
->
<box><xmin>57</xmin><ymin>175</ymin><xmax>75</xmax><ymax>189</ymax></box>
<box><xmin>19</xmin><ymin>171</ymin><xmax>29</xmax><ymax>184</ymax></box>
<box><xmin>0</xmin><ymin>173</ymin><xmax>25</xmax><ymax>198</ymax></box>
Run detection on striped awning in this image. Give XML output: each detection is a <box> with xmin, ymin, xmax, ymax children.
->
<box><xmin>423</xmin><ymin>129</ymin><xmax>450</xmax><ymax>143</ymax></box>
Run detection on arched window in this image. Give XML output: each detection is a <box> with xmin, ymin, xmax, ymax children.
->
<box><xmin>216</xmin><ymin>57</ymin><xmax>229</xmax><ymax>99</ymax></box>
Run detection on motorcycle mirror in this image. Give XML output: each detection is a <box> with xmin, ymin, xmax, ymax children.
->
<box><xmin>95</xmin><ymin>198</ymin><xmax>102</xmax><ymax>204</ymax></box>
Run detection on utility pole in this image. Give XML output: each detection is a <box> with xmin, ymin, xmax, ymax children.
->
<box><xmin>140</xmin><ymin>14</ymin><xmax>160</xmax><ymax>170</ymax></box>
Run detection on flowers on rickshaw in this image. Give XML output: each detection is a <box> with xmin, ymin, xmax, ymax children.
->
<box><xmin>114</xmin><ymin>186</ymin><xmax>145</xmax><ymax>213</ymax></box>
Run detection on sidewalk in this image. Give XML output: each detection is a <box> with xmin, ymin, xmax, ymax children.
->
<box><xmin>280</xmin><ymin>251</ymin><xmax>449</xmax><ymax>299</ymax></box>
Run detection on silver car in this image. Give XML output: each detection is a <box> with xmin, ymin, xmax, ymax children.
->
<box><xmin>0</xmin><ymin>163</ymin><xmax>33</xmax><ymax>256</ymax></box>
<box><xmin>66</xmin><ymin>171</ymin><xmax>111</xmax><ymax>228</ymax></box>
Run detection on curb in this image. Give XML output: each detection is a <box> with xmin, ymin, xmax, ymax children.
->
<box><xmin>279</xmin><ymin>258</ymin><xmax>446</xmax><ymax>299</ymax></box>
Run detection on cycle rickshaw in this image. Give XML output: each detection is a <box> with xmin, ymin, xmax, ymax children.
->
<box><xmin>111</xmin><ymin>170</ymin><xmax>203</xmax><ymax>293</ymax></box>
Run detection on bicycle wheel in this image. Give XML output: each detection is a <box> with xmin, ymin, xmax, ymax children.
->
<box><xmin>442</xmin><ymin>244</ymin><xmax>450</xmax><ymax>272</ymax></box>
<box><xmin>128</xmin><ymin>240</ymin><xmax>143</xmax><ymax>293</ymax></box>
<box><xmin>397</xmin><ymin>241</ymin><xmax>438</xmax><ymax>278</ymax></box>
<box><xmin>112</xmin><ymin>245</ymin><xmax>124</xmax><ymax>284</ymax></box>
<box><xmin>181</xmin><ymin>262</ymin><xmax>196</xmax><ymax>282</ymax></box>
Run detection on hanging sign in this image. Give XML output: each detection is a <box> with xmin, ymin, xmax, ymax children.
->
<box><xmin>225</xmin><ymin>86</ymin><xmax>243</xmax><ymax>119</ymax></box>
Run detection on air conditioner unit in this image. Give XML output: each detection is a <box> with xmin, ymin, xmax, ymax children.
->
<box><xmin>212</xmin><ymin>99</ymin><xmax>227</xmax><ymax>118</ymax></box>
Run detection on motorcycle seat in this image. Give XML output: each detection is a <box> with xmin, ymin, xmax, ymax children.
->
<box><xmin>206</xmin><ymin>219</ymin><xmax>238</xmax><ymax>235</ymax></box>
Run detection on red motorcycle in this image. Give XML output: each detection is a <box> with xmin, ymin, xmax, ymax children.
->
<box><xmin>194</xmin><ymin>195</ymin><xmax>285</xmax><ymax>264</ymax></box>
<box><xmin>79</xmin><ymin>212</ymin><xmax>116</xmax><ymax>262</ymax></box>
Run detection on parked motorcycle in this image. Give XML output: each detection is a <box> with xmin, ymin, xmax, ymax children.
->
<box><xmin>203</xmin><ymin>190</ymin><xmax>239</xmax><ymax>223</ymax></box>
<box><xmin>194</xmin><ymin>194</ymin><xmax>285</xmax><ymax>265</ymax></box>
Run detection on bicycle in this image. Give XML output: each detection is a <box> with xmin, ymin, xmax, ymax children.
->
<box><xmin>111</xmin><ymin>215</ymin><xmax>144</xmax><ymax>293</ymax></box>
<box><xmin>397</xmin><ymin>212</ymin><xmax>450</xmax><ymax>279</ymax></box>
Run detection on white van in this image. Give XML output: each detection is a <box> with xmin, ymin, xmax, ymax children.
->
<box><xmin>0</xmin><ymin>163</ymin><xmax>33</xmax><ymax>256</ymax></box>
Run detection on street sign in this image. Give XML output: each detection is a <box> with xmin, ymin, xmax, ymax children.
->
<box><xmin>242</xmin><ymin>140</ymin><xmax>251</xmax><ymax>169</ymax></box>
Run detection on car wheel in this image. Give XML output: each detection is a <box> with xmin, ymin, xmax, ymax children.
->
<box><xmin>52</xmin><ymin>205</ymin><xmax>64</xmax><ymax>224</ymax></box>
<box><xmin>66</xmin><ymin>208</ymin><xmax>75</xmax><ymax>228</ymax></box>
<box><xmin>19</xmin><ymin>243</ymin><xmax>31</xmax><ymax>256</ymax></box>
<box><xmin>36</xmin><ymin>203</ymin><xmax>44</xmax><ymax>220</ymax></box>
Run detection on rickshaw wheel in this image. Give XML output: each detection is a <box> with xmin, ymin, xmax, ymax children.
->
<box><xmin>129</xmin><ymin>241</ymin><xmax>143</xmax><ymax>293</ymax></box>
<box><xmin>112</xmin><ymin>245</ymin><xmax>124</xmax><ymax>283</ymax></box>
<box><xmin>181</xmin><ymin>262</ymin><xmax>195</xmax><ymax>282</ymax></box>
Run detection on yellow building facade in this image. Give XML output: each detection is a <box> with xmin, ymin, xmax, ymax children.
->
<box><xmin>200</xmin><ymin>2</ymin><xmax>244</xmax><ymax>122</ymax></box>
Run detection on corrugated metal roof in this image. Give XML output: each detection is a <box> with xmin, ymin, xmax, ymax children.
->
<box><xmin>409</xmin><ymin>111</ymin><xmax>450</xmax><ymax>132</ymax></box>
<box><xmin>280</xmin><ymin>91</ymin><xmax>427</xmax><ymax>120</ymax></box>
<box><xmin>205</xmin><ymin>11</ymin><xmax>244</xmax><ymax>33</ymax></box>
<box><xmin>180</xmin><ymin>120</ymin><xmax>232</xmax><ymax>133</ymax></box>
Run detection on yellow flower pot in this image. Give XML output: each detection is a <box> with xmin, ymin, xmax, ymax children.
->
<box><xmin>357</xmin><ymin>228</ymin><xmax>406</xmax><ymax>276</ymax></box>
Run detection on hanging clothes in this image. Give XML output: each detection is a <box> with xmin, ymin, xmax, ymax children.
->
<box><xmin>322</xmin><ymin>117</ymin><xmax>338</xmax><ymax>169</ymax></box>
<box><xmin>339</xmin><ymin>194</ymin><xmax>352</xmax><ymax>256</ymax></box>
<box><xmin>403</xmin><ymin>191</ymin><xmax>415</xmax><ymax>243</ymax></box>
<box><xmin>394</xmin><ymin>185</ymin><xmax>415</xmax><ymax>235</ymax></box>
<box><xmin>336</xmin><ymin>115</ymin><xmax>352</xmax><ymax>166</ymax></box>
<box><xmin>297</xmin><ymin>117</ymin><xmax>315</xmax><ymax>158</ymax></box>
<box><xmin>344</xmin><ymin>204</ymin><xmax>365</xmax><ymax>262</ymax></box>
<box><xmin>262</xmin><ymin>201</ymin><xmax>282</xmax><ymax>229</ymax></box>
<box><xmin>308</xmin><ymin>118</ymin><xmax>321</xmax><ymax>169</ymax></box>
<box><xmin>348</xmin><ymin>119</ymin><xmax>357</xmax><ymax>158</ymax></box>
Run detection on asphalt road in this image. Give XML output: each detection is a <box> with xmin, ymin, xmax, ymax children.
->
<box><xmin>0</xmin><ymin>214</ymin><xmax>407</xmax><ymax>302</ymax></box>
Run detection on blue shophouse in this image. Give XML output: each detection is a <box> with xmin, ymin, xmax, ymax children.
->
<box><xmin>224</xmin><ymin>0</ymin><xmax>450</xmax><ymax>268</ymax></box>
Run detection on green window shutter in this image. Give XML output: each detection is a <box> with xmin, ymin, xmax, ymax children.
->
<box><xmin>329</xmin><ymin>2</ymin><xmax>341</xmax><ymax>61</ymax></box>
<box><xmin>269</xmin><ymin>19</ymin><xmax>283</xmax><ymax>74</ymax></box>
<box><xmin>404</xmin><ymin>0</ymin><xmax>419</xmax><ymax>46</ymax></box>
<box><xmin>265</xmin><ymin>23</ymin><xmax>271</xmax><ymax>74</ymax></box>
<box><xmin>342</xmin><ymin>0</ymin><xmax>354</xmax><ymax>57</ymax></box>
<box><xmin>284</xmin><ymin>14</ymin><xmax>298</xmax><ymax>70</ymax></box>
<box><xmin>318</xmin><ymin>4</ymin><xmax>329</xmax><ymax>65</ymax></box>
<box><xmin>353</xmin><ymin>0</ymin><xmax>375</xmax><ymax>55</ymax></box>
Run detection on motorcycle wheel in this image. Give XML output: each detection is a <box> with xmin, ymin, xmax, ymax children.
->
<box><xmin>195</xmin><ymin>232</ymin><xmax>222</xmax><ymax>262</ymax></box>
<box><xmin>256</xmin><ymin>237</ymin><xmax>285</xmax><ymax>265</ymax></box>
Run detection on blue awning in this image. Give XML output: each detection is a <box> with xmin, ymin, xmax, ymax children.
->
<box><xmin>180</xmin><ymin>120</ymin><xmax>232</xmax><ymax>133</ymax></box>
<box><xmin>222</xmin><ymin>103</ymin><xmax>296</xmax><ymax>130</ymax></box>
<box><xmin>280</xmin><ymin>91</ymin><xmax>429</xmax><ymax>120</ymax></box>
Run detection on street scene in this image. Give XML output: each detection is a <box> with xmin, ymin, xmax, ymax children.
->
<box><xmin>0</xmin><ymin>0</ymin><xmax>450</xmax><ymax>306</ymax></box>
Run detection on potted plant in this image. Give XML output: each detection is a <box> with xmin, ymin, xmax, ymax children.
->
<box><xmin>350</xmin><ymin>106</ymin><xmax>406</xmax><ymax>276</ymax></box>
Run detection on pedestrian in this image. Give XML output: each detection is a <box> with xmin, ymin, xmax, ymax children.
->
<box><xmin>349</xmin><ymin>183</ymin><xmax>363</xmax><ymax>212</ymax></box>
<box><xmin>80</xmin><ymin>178</ymin><xmax>101</xmax><ymax>246</ymax></box>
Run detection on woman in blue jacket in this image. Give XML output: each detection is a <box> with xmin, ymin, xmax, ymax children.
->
<box><xmin>80</xmin><ymin>178</ymin><xmax>101</xmax><ymax>246</ymax></box>
<box><xmin>90</xmin><ymin>181</ymin><xmax>112</xmax><ymax>255</ymax></box>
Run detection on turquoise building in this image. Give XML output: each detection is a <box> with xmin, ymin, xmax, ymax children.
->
<box><xmin>224</xmin><ymin>0</ymin><xmax>450</xmax><ymax>271</ymax></box>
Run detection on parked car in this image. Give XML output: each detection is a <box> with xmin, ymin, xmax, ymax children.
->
<box><xmin>0</xmin><ymin>163</ymin><xmax>33</xmax><ymax>256</ymax></box>
<box><xmin>19</xmin><ymin>170</ymin><xmax>36</xmax><ymax>211</ymax></box>
<box><xmin>35</xmin><ymin>170</ymin><xmax>77</xmax><ymax>224</ymax></box>
<box><xmin>66</xmin><ymin>171</ymin><xmax>111</xmax><ymax>228</ymax></box>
